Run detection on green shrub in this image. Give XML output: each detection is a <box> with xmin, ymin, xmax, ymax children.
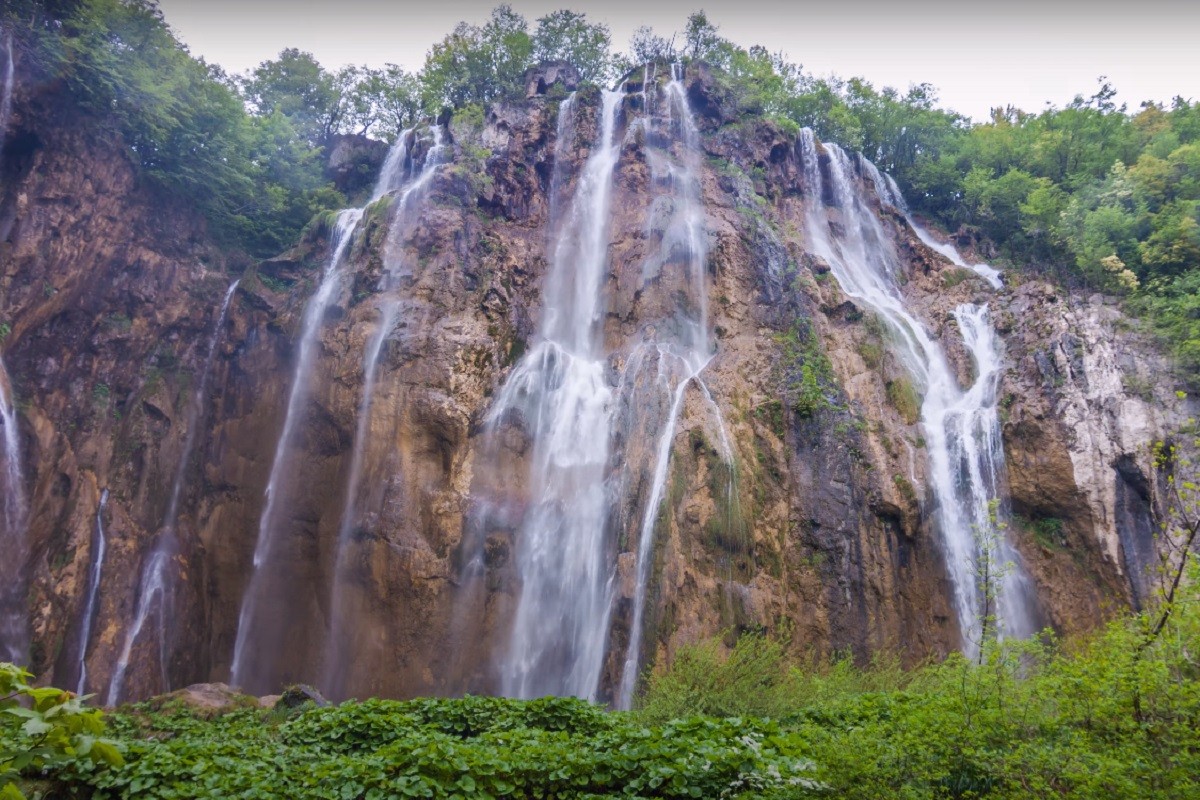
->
<box><xmin>1</xmin><ymin>663</ymin><xmax>123</xmax><ymax>800</ymax></box>
<box><xmin>886</xmin><ymin>377</ymin><xmax>922</xmax><ymax>425</ymax></box>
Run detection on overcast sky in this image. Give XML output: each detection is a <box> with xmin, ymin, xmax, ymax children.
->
<box><xmin>156</xmin><ymin>0</ymin><xmax>1200</xmax><ymax>121</ymax></box>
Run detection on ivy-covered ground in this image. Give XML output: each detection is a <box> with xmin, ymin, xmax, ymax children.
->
<box><xmin>57</xmin><ymin>696</ymin><xmax>819</xmax><ymax>799</ymax></box>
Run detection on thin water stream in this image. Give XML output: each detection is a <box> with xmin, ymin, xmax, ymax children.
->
<box><xmin>229</xmin><ymin>210</ymin><xmax>362</xmax><ymax>691</ymax></box>
<box><xmin>108</xmin><ymin>279</ymin><xmax>239</xmax><ymax>703</ymax></box>
<box><xmin>0</xmin><ymin>360</ymin><xmax>27</xmax><ymax>663</ymax></box>
<box><xmin>799</xmin><ymin>130</ymin><xmax>1037</xmax><ymax>653</ymax></box>
<box><xmin>322</xmin><ymin>126</ymin><xmax>447</xmax><ymax>694</ymax></box>
<box><xmin>75</xmin><ymin>489</ymin><xmax>109</xmax><ymax>694</ymax></box>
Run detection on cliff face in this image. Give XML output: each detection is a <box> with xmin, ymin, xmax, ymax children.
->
<box><xmin>0</xmin><ymin>52</ymin><xmax>248</xmax><ymax>689</ymax></box>
<box><xmin>2</xmin><ymin>60</ymin><xmax>1194</xmax><ymax>703</ymax></box>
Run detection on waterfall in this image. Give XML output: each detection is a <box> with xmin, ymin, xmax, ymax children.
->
<box><xmin>490</xmin><ymin>90</ymin><xmax>623</xmax><ymax>701</ymax></box>
<box><xmin>858</xmin><ymin>159</ymin><xmax>1003</xmax><ymax>289</ymax></box>
<box><xmin>614</xmin><ymin>63</ymin><xmax>727</xmax><ymax>710</ymax></box>
<box><xmin>75</xmin><ymin>489</ymin><xmax>109</xmax><ymax>694</ymax></box>
<box><xmin>322</xmin><ymin>126</ymin><xmax>446</xmax><ymax>695</ymax></box>
<box><xmin>230</xmin><ymin>210</ymin><xmax>362</xmax><ymax>691</ymax></box>
<box><xmin>108</xmin><ymin>279</ymin><xmax>239</xmax><ymax>704</ymax></box>
<box><xmin>0</xmin><ymin>25</ymin><xmax>26</xmax><ymax>666</ymax></box>
<box><xmin>0</xmin><ymin>359</ymin><xmax>27</xmax><ymax>664</ymax></box>
<box><xmin>798</xmin><ymin>130</ymin><xmax>1037</xmax><ymax>654</ymax></box>
<box><xmin>0</xmin><ymin>26</ymin><xmax>13</xmax><ymax>141</ymax></box>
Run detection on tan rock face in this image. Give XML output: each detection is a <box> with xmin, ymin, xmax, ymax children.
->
<box><xmin>4</xmin><ymin>66</ymin><xmax>1191</xmax><ymax>704</ymax></box>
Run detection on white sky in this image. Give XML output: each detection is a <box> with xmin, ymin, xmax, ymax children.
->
<box><xmin>156</xmin><ymin>0</ymin><xmax>1200</xmax><ymax>121</ymax></box>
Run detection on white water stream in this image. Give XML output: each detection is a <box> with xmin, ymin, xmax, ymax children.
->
<box><xmin>108</xmin><ymin>279</ymin><xmax>239</xmax><ymax>703</ymax></box>
<box><xmin>0</xmin><ymin>25</ymin><xmax>28</xmax><ymax>666</ymax></box>
<box><xmin>799</xmin><ymin>130</ymin><xmax>1037</xmax><ymax>653</ymax></box>
<box><xmin>230</xmin><ymin>210</ymin><xmax>362</xmax><ymax>689</ymax></box>
<box><xmin>0</xmin><ymin>28</ymin><xmax>12</xmax><ymax>141</ymax></box>
<box><xmin>322</xmin><ymin>126</ymin><xmax>447</xmax><ymax>693</ymax></box>
<box><xmin>859</xmin><ymin>159</ymin><xmax>1003</xmax><ymax>289</ymax></box>
<box><xmin>0</xmin><ymin>360</ymin><xmax>27</xmax><ymax>663</ymax></box>
<box><xmin>493</xmin><ymin>90</ymin><xmax>623</xmax><ymax>701</ymax></box>
<box><xmin>75</xmin><ymin>489</ymin><xmax>108</xmax><ymax>694</ymax></box>
<box><xmin>614</xmin><ymin>64</ymin><xmax>727</xmax><ymax>709</ymax></box>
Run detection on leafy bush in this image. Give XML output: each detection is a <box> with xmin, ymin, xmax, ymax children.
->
<box><xmin>1</xmin><ymin>663</ymin><xmax>123</xmax><ymax>800</ymax></box>
<box><xmin>54</xmin><ymin>695</ymin><xmax>822</xmax><ymax>799</ymax></box>
<box><xmin>637</xmin><ymin>564</ymin><xmax>1200</xmax><ymax>799</ymax></box>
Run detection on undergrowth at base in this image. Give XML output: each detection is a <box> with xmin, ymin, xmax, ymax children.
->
<box><xmin>50</xmin><ymin>695</ymin><xmax>820</xmax><ymax>799</ymax></box>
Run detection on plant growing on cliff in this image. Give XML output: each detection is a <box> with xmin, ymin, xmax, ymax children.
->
<box><xmin>1144</xmin><ymin>437</ymin><xmax>1200</xmax><ymax>644</ymax></box>
<box><xmin>971</xmin><ymin>499</ymin><xmax>1014</xmax><ymax>657</ymax></box>
<box><xmin>776</xmin><ymin>320</ymin><xmax>836</xmax><ymax>418</ymax></box>
<box><xmin>1</xmin><ymin>664</ymin><xmax>123</xmax><ymax>799</ymax></box>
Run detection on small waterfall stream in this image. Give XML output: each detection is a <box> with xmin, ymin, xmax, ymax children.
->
<box><xmin>614</xmin><ymin>64</ymin><xmax>729</xmax><ymax>710</ymax></box>
<box><xmin>799</xmin><ymin>130</ymin><xmax>1037</xmax><ymax>653</ymax></box>
<box><xmin>859</xmin><ymin>159</ymin><xmax>1003</xmax><ymax>289</ymax></box>
<box><xmin>75</xmin><ymin>489</ymin><xmax>108</xmax><ymax>694</ymax></box>
<box><xmin>108</xmin><ymin>279</ymin><xmax>239</xmax><ymax>704</ymax></box>
<box><xmin>230</xmin><ymin>210</ymin><xmax>362</xmax><ymax>690</ymax></box>
<box><xmin>0</xmin><ymin>360</ymin><xmax>27</xmax><ymax>664</ymax></box>
<box><xmin>323</xmin><ymin>125</ymin><xmax>447</xmax><ymax>694</ymax></box>
<box><xmin>0</xmin><ymin>26</ymin><xmax>13</xmax><ymax>139</ymax></box>
<box><xmin>0</xmin><ymin>25</ymin><xmax>28</xmax><ymax>666</ymax></box>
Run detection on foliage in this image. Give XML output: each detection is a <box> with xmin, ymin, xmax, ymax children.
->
<box><xmin>420</xmin><ymin>5</ymin><xmax>533</xmax><ymax>109</ymax></box>
<box><xmin>51</xmin><ymin>695</ymin><xmax>822</xmax><ymax>799</ymax></box>
<box><xmin>2</xmin><ymin>0</ymin><xmax>346</xmax><ymax>257</ymax></box>
<box><xmin>1</xmin><ymin>664</ymin><xmax>122</xmax><ymax>800</ymax></box>
<box><xmin>241</xmin><ymin>48</ymin><xmax>345</xmax><ymax>146</ymax></box>
<box><xmin>4</xmin><ymin>2</ymin><xmax>1197</xmax><ymax>361</ymax></box>
<box><xmin>532</xmin><ymin>10</ymin><xmax>613</xmax><ymax>84</ymax></box>
<box><xmin>777</xmin><ymin>319</ymin><xmax>836</xmax><ymax>418</ymax></box>
<box><xmin>637</xmin><ymin>574</ymin><xmax>1200</xmax><ymax>799</ymax></box>
<box><xmin>885</xmin><ymin>377</ymin><xmax>921</xmax><ymax>425</ymax></box>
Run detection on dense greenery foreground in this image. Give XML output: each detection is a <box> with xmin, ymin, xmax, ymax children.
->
<box><xmin>0</xmin><ymin>564</ymin><xmax>1195</xmax><ymax>798</ymax></box>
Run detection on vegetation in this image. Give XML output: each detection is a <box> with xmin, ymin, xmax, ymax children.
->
<box><xmin>3</xmin><ymin>3</ymin><xmax>1195</xmax><ymax>372</ymax></box>
<box><xmin>777</xmin><ymin>319</ymin><xmax>836</xmax><ymax>418</ymax></box>
<box><xmin>1</xmin><ymin>663</ymin><xmax>122</xmax><ymax>800</ymax></box>
<box><xmin>633</xmin><ymin>565</ymin><xmax>1200</xmax><ymax>799</ymax></box>
<box><xmin>39</xmin><ymin>695</ymin><xmax>819</xmax><ymax>799</ymax></box>
<box><xmin>18</xmin><ymin>552</ymin><xmax>1199</xmax><ymax>798</ymax></box>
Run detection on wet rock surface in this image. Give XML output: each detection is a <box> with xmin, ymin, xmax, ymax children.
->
<box><xmin>2</xmin><ymin>62</ymin><xmax>1192</xmax><ymax>703</ymax></box>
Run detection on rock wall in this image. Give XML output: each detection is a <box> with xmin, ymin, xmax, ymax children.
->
<box><xmin>2</xmin><ymin>58</ymin><xmax>1193</xmax><ymax>703</ymax></box>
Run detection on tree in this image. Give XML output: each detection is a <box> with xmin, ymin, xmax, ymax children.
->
<box><xmin>342</xmin><ymin>65</ymin><xmax>422</xmax><ymax>139</ymax></box>
<box><xmin>420</xmin><ymin>5</ymin><xmax>532</xmax><ymax>109</ymax></box>
<box><xmin>531</xmin><ymin>10</ymin><xmax>612</xmax><ymax>84</ymax></box>
<box><xmin>627</xmin><ymin>25</ymin><xmax>676</xmax><ymax>66</ymax></box>
<box><xmin>682</xmin><ymin>11</ymin><xmax>729</xmax><ymax>67</ymax></box>
<box><xmin>241</xmin><ymin>48</ymin><xmax>344</xmax><ymax>146</ymax></box>
<box><xmin>971</xmin><ymin>500</ymin><xmax>1013</xmax><ymax>659</ymax></box>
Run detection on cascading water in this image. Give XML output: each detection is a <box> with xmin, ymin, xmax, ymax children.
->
<box><xmin>490</xmin><ymin>90</ymin><xmax>623</xmax><ymax>701</ymax></box>
<box><xmin>108</xmin><ymin>279</ymin><xmax>239</xmax><ymax>704</ymax></box>
<box><xmin>614</xmin><ymin>64</ymin><xmax>728</xmax><ymax>710</ymax></box>
<box><xmin>799</xmin><ymin>130</ymin><xmax>1037</xmax><ymax>653</ymax></box>
<box><xmin>0</xmin><ymin>25</ymin><xmax>27</xmax><ymax>666</ymax></box>
<box><xmin>859</xmin><ymin>159</ymin><xmax>1003</xmax><ymax>289</ymax></box>
<box><xmin>230</xmin><ymin>209</ymin><xmax>363</xmax><ymax>691</ymax></box>
<box><xmin>74</xmin><ymin>489</ymin><xmax>108</xmax><ymax>694</ymax></box>
<box><xmin>322</xmin><ymin>126</ymin><xmax>447</xmax><ymax>695</ymax></box>
<box><xmin>0</xmin><ymin>360</ymin><xmax>27</xmax><ymax>664</ymax></box>
<box><xmin>0</xmin><ymin>29</ymin><xmax>12</xmax><ymax>140</ymax></box>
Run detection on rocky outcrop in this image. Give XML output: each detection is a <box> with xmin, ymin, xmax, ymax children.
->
<box><xmin>325</xmin><ymin>134</ymin><xmax>390</xmax><ymax>198</ymax></box>
<box><xmin>1</xmin><ymin>57</ymin><xmax>1191</xmax><ymax>705</ymax></box>
<box><xmin>999</xmin><ymin>286</ymin><xmax>1197</xmax><ymax>618</ymax></box>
